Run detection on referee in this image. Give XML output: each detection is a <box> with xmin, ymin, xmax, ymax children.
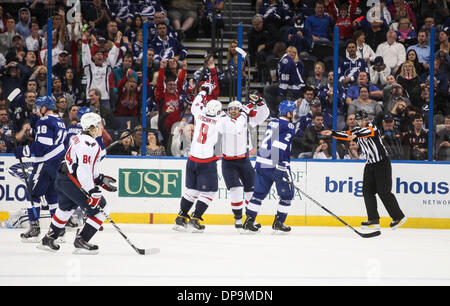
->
<box><xmin>322</xmin><ymin>110</ymin><xmax>407</xmax><ymax>231</ymax></box>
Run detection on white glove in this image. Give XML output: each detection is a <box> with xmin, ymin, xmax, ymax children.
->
<box><xmin>200</xmin><ymin>82</ymin><xmax>214</xmax><ymax>95</ymax></box>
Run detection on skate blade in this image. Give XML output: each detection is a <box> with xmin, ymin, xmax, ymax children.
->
<box><xmin>36</xmin><ymin>244</ymin><xmax>59</xmax><ymax>253</ymax></box>
<box><xmin>271</xmin><ymin>229</ymin><xmax>291</xmax><ymax>235</ymax></box>
<box><xmin>172</xmin><ymin>224</ymin><xmax>188</xmax><ymax>232</ymax></box>
<box><xmin>240</xmin><ymin>229</ymin><xmax>260</xmax><ymax>235</ymax></box>
<box><xmin>391</xmin><ymin>217</ymin><xmax>407</xmax><ymax>230</ymax></box>
<box><xmin>188</xmin><ymin>226</ymin><xmax>204</xmax><ymax>233</ymax></box>
<box><xmin>73</xmin><ymin>248</ymin><xmax>99</xmax><ymax>255</ymax></box>
<box><xmin>361</xmin><ymin>225</ymin><xmax>380</xmax><ymax>231</ymax></box>
<box><xmin>21</xmin><ymin>237</ymin><xmax>40</xmax><ymax>243</ymax></box>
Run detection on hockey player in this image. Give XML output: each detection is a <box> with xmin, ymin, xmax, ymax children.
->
<box><xmin>244</xmin><ymin>100</ymin><xmax>297</xmax><ymax>234</ymax></box>
<box><xmin>321</xmin><ymin>110</ymin><xmax>407</xmax><ymax>231</ymax></box>
<box><xmin>38</xmin><ymin>112</ymin><xmax>117</xmax><ymax>254</ymax></box>
<box><xmin>13</xmin><ymin>96</ymin><xmax>67</xmax><ymax>242</ymax></box>
<box><xmin>173</xmin><ymin>84</ymin><xmax>224</xmax><ymax>233</ymax></box>
<box><xmin>221</xmin><ymin>91</ymin><xmax>269</xmax><ymax>232</ymax></box>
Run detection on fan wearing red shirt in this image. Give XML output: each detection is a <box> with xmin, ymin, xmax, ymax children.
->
<box><xmin>326</xmin><ymin>0</ymin><xmax>357</xmax><ymax>40</ymax></box>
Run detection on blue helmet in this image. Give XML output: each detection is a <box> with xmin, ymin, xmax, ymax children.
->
<box><xmin>35</xmin><ymin>95</ymin><xmax>55</xmax><ymax>110</ymax></box>
<box><xmin>279</xmin><ymin>100</ymin><xmax>296</xmax><ymax>116</ymax></box>
<box><xmin>77</xmin><ymin>107</ymin><xmax>92</xmax><ymax>121</ymax></box>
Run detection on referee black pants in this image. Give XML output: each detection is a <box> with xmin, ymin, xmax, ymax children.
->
<box><xmin>362</xmin><ymin>158</ymin><xmax>405</xmax><ymax>221</ymax></box>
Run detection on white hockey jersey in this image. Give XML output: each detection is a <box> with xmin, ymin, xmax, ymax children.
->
<box><xmin>221</xmin><ymin>103</ymin><xmax>270</xmax><ymax>157</ymax></box>
<box><xmin>189</xmin><ymin>92</ymin><xmax>225</xmax><ymax>160</ymax></box>
<box><xmin>64</xmin><ymin>133</ymin><xmax>103</xmax><ymax>192</ymax></box>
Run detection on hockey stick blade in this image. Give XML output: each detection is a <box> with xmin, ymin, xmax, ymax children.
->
<box><xmin>358</xmin><ymin>230</ymin><xmax>381</xmax><ymax>238</ymax></box>
<box><xmin>137</xmin><ymin>248</ymin><xmax>160</xmax><ymax>255</ymax></box>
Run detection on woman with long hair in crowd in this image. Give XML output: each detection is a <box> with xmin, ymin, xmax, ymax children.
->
<box><xmin>396</xmin><ymin>60</ymin><xmax>420</xmax><ymax>98</ymax></box>
<box><xmin>146</xmin><ymin>129</ymin><xmax>166</xmax><ymax>156</ymax></box>
<box><xmin>62</xmin><ymin>67</ymin><xmax>82</xmax><ymax>106</ymax></box>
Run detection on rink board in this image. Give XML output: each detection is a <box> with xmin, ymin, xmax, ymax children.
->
<box><xmin>1</xmin><ymin>156</ymin><xmax>449</xmax><ymax>229</ymax></box>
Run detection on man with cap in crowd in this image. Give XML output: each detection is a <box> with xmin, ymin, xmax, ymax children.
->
<box><xmin>369</xmin><ymin>56</ymin><xmax>391</xmax><ymax>88</ymax></box>
<box><xmin>374</xmin><ymin>100</ymin><xmax>408</xmax><ymax>133</ymax></box>
<box><xmin>52</xmin><ymin>50</ymin><xmax>71</xmax><ymax>80</ymax></box>
<box><xmin>5</xmin><ymin>34</ymin><xmax>26</xmax><ymax>63</ymax></box>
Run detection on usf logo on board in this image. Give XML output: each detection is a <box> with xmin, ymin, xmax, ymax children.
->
<box><xmin>119</xmin><ymin>169</ymin><xmax>182</xmax><ymax>198</ymax></box>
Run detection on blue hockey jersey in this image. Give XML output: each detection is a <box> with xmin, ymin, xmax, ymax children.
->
<box><xmin>29</xmin><ymin>114</ymin><xmax>67</xmax><ymax>164</ymax></box>
<box><xmin>255</xmin><ymin>118</ymin><xmax>295</xmax><ymax>170</ymax></box>
<box><xmin>338</xmin><ymin>57</ymin><xmax>368</xmax><ymax>84</ymax></box>
<box><xmin>277</xmin><ymin>54</ymin><xmax>305</xmax><ymax>98</ymax></box>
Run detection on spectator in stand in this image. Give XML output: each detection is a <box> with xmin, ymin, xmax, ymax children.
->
<box><xmin>113</xmin><ymin>52</ymin><xmax>135</xmax><ymax>92</ymax></box>
<box><xmin>382</xmin><ymin>83</ymin><xmax>411</xmax><ymax>112</ymax></box>
<box><xmin>201</xmin><ymin>0</ymin><xmax>225</xmax><ymax>38</ymax></box>
<box><xmin>358</xmin><ymin>16</ymin><xmax>389</xmax><ymax>53</ymax></box>
<box><xmin>15</xmin><ymin>7</ymin><xmax>31</xmax><ymax>39</ymax></box>
<box><xmin>420</xmin><ymin>58</ymin><xmax>449</xmax><ymax>99</ymax></box>
<box><xmin>113</xmin><ymin>68</ymin><xmax>143</xmax><ymax>129</ymax></box>
<box><xmin>313</xmin><ymin>138</ymin><xmax>333</xmax><ymax>159</ymax></box>
<box><xmin>65</xmin><ymin>105</ymin><xmax>80</xmax><ymax>127</ymax></box>
<box><xmin>278</xmin><ymin>45</ymin><xmax>305</xmax><ymax>100</ymax></box>
<box><xmin>387</xmin><ymin>0</ymin><xmax>417</xmax><ymax>30</ymax></box>
<box><xmin>294</xmin><ymin>86</ymin><xmax>315</xmax><ymax>120</ymax></box>
<box><xmin>248</xmin><ymin>14</ymin><xmax>278</xmax><ymax>83</ymax></box>
<box><xmin>259</xmin><ymin>0</ymin><xmax>293</xmax><ymax>37</ymax></box>
<box><xmin>146</xmin><ymin>129</ymin><xmax>166</xmax><ymax>156</ymax></box>
<box><xmin>436</xmin><ymin>29</ymin><xmax>450</xmax><ymax>56</ymax></box>
<box><xmin>390</xmin><ymin>4</ymin><xmax>415</xmax><ymax>31</ymax></box>
<box><xmin>375</xmin><ymin>100</ymin><xmax>409</xmax><ymax>133</ymax></box>
<box><xmin>0</xmin><ymin>16</ymin><xmax>18</xmax><ymax>55</ymax></box>
<box><xmin>347</xmin><ymin>85</ymin><xmax>383</xmax><ymax>120</ymax></box>
<box><xmin>188</xmin><ymin>54</ymin><xmax>220</xmax><ymax>102</ymax></box>
<box><xmin>108</xmin><ymin>131</ymin><xmax>135</xmax><ymax>156</ymax></box>
<box><xmin>0</xmin><ymin>107</ymin><xmax>14</xmax><ymax>153</ymax></box>
<box><xmin>5</xmin><ymin>34</ymin><xmax>26</xmax><ymax>64</ymax></box>
<box><xmin>19</xmin><ymin>51</ymin><xmax>38</xmax><ymax>81</ymax></box>
<box><xmin>148</xmin><ymin>11</ymin><xmax>178</xmax><ymax>42</ymax></box>
<box><xmin>9</xmin><ymin>90</ymin><xmax>36</xmax><ymax>135</ymax></box>
<box><xmin>62</xmin><ymin>67</ymin><xmax>82</xmax><ymax>107</ymax></box>
<box><xmin>51</xmin><ymin>76</ymin><xmax>72</xmax><ymax>105</ymax></box>
<box><xmin>226</xmin><ymin>40</ymin><xmax>248</xmax><ymax>88</ymax></box>
<box><xmin>0</xmin><ymin>61</ymin><xmax>27</xmax><ymax>99</ymax></box>
<box><xmin>379</xmin><ymin>113</ymin><xmax>405</xmax><ymax>160</ymax></box>
<box><xmin>402</xmin><ymin>114</ymin><xmax>428</xmax><ymax>160</ymax></box>
<box><xmin>420</xmin><ymin>16</ymin><xmax>439</xmax><ymax>44</ymax></box>
<box><xmin>284</xmin><ymin>24</ymin><xmax>313</xmax><ymax>56</ymax></box>
<box><xmin>375</xmin><ymin>29</ymin><xmax>406</xmax><ymax>75</ymax></box>
<box><xmin>150</xmin><ymin>22</ymin><xmax>187</xmax><ymax>65</ymax></box>
<box><xmin>168</xmin><ymin>0</ymin><xmax>198</xmax><ymax>41</ymax></box>
<box><xmin>299</xmin><ymin>113</ymin><xmax>326</xmax><ymax>158</ymax></box>
<box><xmin>54</xmin><ymin>95</ymin><xmax>69</xmax><ymax>124</ymax></box>
<box><xmin>369</xmin><ymin>56</ymin><xmax>391</xmax><ymax>88</ymax></box>
<box><xmin>82</xmin><ymin>30</ymin><xmax>121</xmax><ymax>110</ymax></box>
<box><xmin>170</xmin><ymin>119</ymin><xmax>194</xmax><ymax>157</ymax></box>
<box><xmin>342</xmin><ymin>140</ymin><xmax>366</xmax><ymax>160</ymax></box>
<box><xmin>326</xmin><ymin>0</ymin><xmax>357</xmax><ymax>41</ymax></box>
<box><xmin>25</xmin><ymin>22</ymin><xmax>41</xmax><ymax>52</ymax></box>
<box><xmin>411</xmin><ymin>82</ymin><xmax>447</xmax><ymax>126</ymax></box>
<box><xmin>396</xmin><ymin>60</ymin><xmax>420</xmax><ymax>98</ymax></box>
<box><xmin>345</xmin><ymin>71</ymin><xmax>382</xmax><ymax>106</ymax></box>
<box><xmin>306</xmin><ymin>61</ymin><xmax>327</xmax><ymax>91</ymax></box>
<box><xmin>419</xmin><ymin>0</ymin><xmax>448</xmax><ymax>26</ymax></box>
<box><xmin>52</xmin><ymin>50</ymin><xmax>71</xmax><ymax>81</ymax></box>
<box><xmin>318</xmin><ymin>71</ymin><xmax>346</xmax><ymax>128</ymax></box>
<box><xmin>38</xmin><ymin>11</ymin><xmax>67</xmax><ymax>67</ymax></box>
<box><xmin>29</xmin><ymin>65</ymin><xmax>48</xmax><ymax>96</ymax></box>
<box><xmin>304</xmin><ymin>0</ymin><xmax>334</xmax><ymax>43</ymax></box>
<box><xmin>396</xmin><ymin>49</ymin><xmax>426</xmax><ymax>78</ymax></box>
<box><xmin>436</xmin><ymin>115</ymin><xmax>450</xmax><ymax>161</ymax></box>
<box><xmin>88</xmin><ymin>88</ymin><xmax>113</xmax><ymax>129</ymax></box>
<box><xmin>338</xmin><ymin>41</ymin><xmax>369</xmax><ymax>88</ymax></box>
<box><xmin>350</xmin><ymin>30</ymin><xmax>376</xmax><ymax>64</ymax></box>
<box><xmin>394</xmin><ymin>17</ymin><xmax>417</xmax><ymax>50</ymax></box>
<box><xmin>0</xmin><ymin>6</ymin><xmax>6</xmax><ymax>34</ymax></box>
<box><xmin>295</xmin><ymin>97</ymin><xmax>332</xmax><ymax>138</ymax></box>
<box><xmin>407</xmin><ymin>30</ymin><xmax>431</xmax><ymax>70</ymax></box>
<box><xmin>154</xmin><ymin>59</ymin><xmax>187</xmax><ymax>147</ymax></box>
<box><xmin>82</xmin><ymin>0</ymin><xmax>111</xmax><ymax>31</ymax></box>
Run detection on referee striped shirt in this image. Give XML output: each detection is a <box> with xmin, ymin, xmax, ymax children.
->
<box><xmin>331</xmin><ymin>123</ymin><xmax>388</xmax><ymax>164</ymax></box>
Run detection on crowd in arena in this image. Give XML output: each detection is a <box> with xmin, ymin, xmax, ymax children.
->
<box><xmin>0</xmin><ymin>0</ymin><xmax>449</xmax><ymax>161</ymax></box>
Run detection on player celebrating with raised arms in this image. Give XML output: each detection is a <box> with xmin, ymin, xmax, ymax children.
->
<box><xmin>321</xmin><ymin>110</ymin><xmax>407</xmax><ymax>231</ymax></box>
<box><xmin>221</xmin><ymin>91</ymin><xmax>269</xmax><ymax>232</ymax></box>
<box><xmin>244</xmin><ymin>100</ymin><xmax>297</xmax><ymax>234</ymax></box>
<box><xmin>173</xmin><ymin>83</ymin><xmax>224</xmax><ymax>233</ymax></box>
<box><xmin>37</xmin><ymin>113</ymin><xmax>117</xmax><ymax>254</ymax></box>
<box><xmin>13</xmin><ymin>96</ymin><xmax>67</xmax><ymax>242</ymax></box>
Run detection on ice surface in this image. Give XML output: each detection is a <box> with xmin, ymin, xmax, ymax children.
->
<box><xmin>1</xmin><ymin>223</ymin><xmax>449</xmax><ymax>286</ymax></box>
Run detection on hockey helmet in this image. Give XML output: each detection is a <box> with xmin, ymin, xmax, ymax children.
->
<box><xmin>80</xmin><ymin>112</ymin><xmax>102</xmax><ymax>131</ymax></box>
<box><xmin>355</xmin><ymin>110</ymin><xmax>369</xmax><ymax>121</ymax></box>
<box><xmin>227</xmin><ymin>100</ymin><xmax>242</xmax><ymax>110</ymax></box>
<box><xmin>279</xmin><ymin>100</ymin><xmax>296</xmax><ymax>116</ymax></box>
<box><xmin>77</xmin><ymin>106</ymin><xmax>92</xmax><ymax>121</ymax></box>
<box><xmin>205</xmin><ymin>99</ymin><xmax>222</xmax><ymax>116</ymax></box>
<box><xmin>35</xmin><ymin>95</ymin><xmax>55</xmax><ymax>111</ymax></box>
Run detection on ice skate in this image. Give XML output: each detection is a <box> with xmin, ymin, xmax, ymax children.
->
<box><xmin>20</xmin><ymin>221</ymin><xmax>40</xmax><ymax>243</ymax></box>
<box><xmin>173</xmin><ymin>212</ymin><xmax>190</xmax><ymax>232</ymax></box>
<box><xmin>37</xmin><ymin>234</ymin><xmax>60</xmax><ymax>252</ymax></box>
<box><xmin>272</xmin><ymin>216</ymin><xmax>291</xmax><ymax>235</ymax></box>
<box><xmin>65</xmin><ymin>216</ymin><xmax>79</xmax><ymax>230</ymax></box>
<box><xmin>234</xmin><ymin>217</ymin><xmax>244</xmax><ymax>233</ymax></box>
<box><xmin>55</xmin><ymin>227</ymin><xmax>66</xmax><ymax>243</ymax></box>
<box><xmin>242</xmin><ymin>217</ymin><xmax>260</xmax><ymax>234</ymax></box>
<box><xmin>361</xmin><ymin>219</ymin><xmax>380</xmax><ymax>231</ymax></box>
<box><xmin>188</xmin><ymin>216</ymin><xmax>205</xmax><ymax>233</ymax></box>
<box><xmin>73</xmin><ymin>233</ymin><xmax>99</xmax><ymax>255</ymax></box>
<box><xmin>390</xmin><ymin>216</ymin><xmax>407</xmax><ymax>230</ymax></box>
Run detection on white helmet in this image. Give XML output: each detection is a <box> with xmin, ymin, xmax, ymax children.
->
<box><xmin>205</xmin><ymin>99</ymin><xmax>222</xmax><ymax>116</ymax></box>
<box><xmin>227</xmin><ymin>100</ymin><xmax>242</xmax><ymax>110</ymax></box>
<box><xmin>80</xmin><ymin>112</ymin><xmax>102</xmax><ymax>131</ymax></box>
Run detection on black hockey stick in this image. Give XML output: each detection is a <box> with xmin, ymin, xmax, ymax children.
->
<box><xmin>77</xmin><ymin>186</ymin><xmax>160</xmax><ymax>255</ymax></box>
<box><xmin>18</xmin><ymin>158</ymin><xmax>39</xmax><ymax>220</ymax></box>
<box><xmin>284</xmin><ymin>178</ymin><xmax>381</xmax><ymax>238</ymax></box>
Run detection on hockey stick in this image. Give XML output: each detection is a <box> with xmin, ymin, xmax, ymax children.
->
<box><xmin>18</xmin><ymin>158</ymin><xmax>39</xmax><ymax>220</ymax></box>
<box><xmin>284</xmin><ymin>178</ymin><xmax>381</xmax><ymax>238</ymax></box>
<box><xmin>76</xmin><ymin>186</ymin><xmax>160</xmax><ymax>255</ymax></box>
<box><xmin>7</xmin><ymin>88</ymin><xmax>21</xmax><ymax>103</ymax></box>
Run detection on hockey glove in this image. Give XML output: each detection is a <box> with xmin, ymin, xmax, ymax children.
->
<box><xmin>249</xmin><ymin>91</ymin><xmax>264</xmax><ymax>105</ymax></box>
<box><xmin>87</xmin><ymin>188</ymin><xmax>102</xmax><ymax>209</ymax></box>
<box><xmin>13</xmin><ymin>146</ymin><xmax>31</xmax><ymax>159</ymax></box>
<box><xmin>95</xmin><ymin>174</ymin><xmax>117</xmax><ymax>192</ymax></box>
<box><xmin>200</xmin><ymin>82</ymin><xmax>214</xmax><ymax>95</ymax></box>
